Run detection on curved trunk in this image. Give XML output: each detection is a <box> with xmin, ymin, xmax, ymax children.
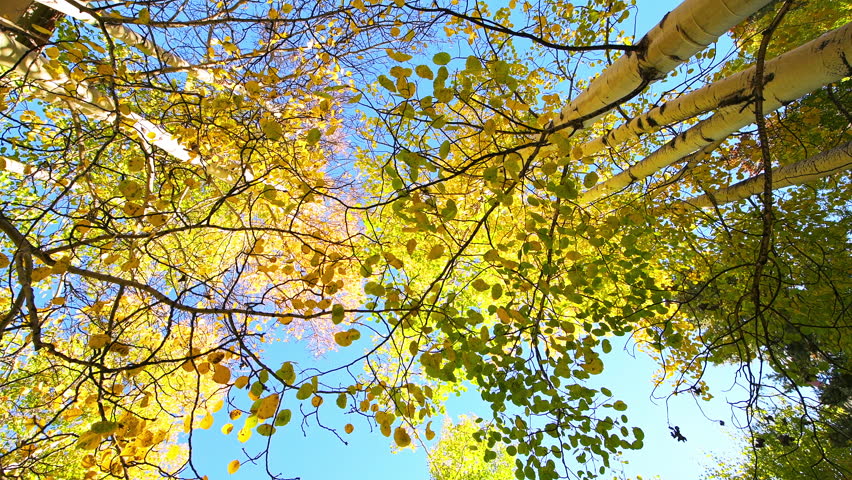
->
<box><xmin>1</xmin><ymin>30</ymin><xmax>195</xmax><ymax>163</ymax></box>
<box><xmin>575</xmin><ymin>24</ymin><xmax>852</xmax><ymax>159</ymax></box>
<box><xmin>683</xmin><ymin>141</ymin><xmax>852</xmax><ymax>208</ymax></box>
<box><xmin>554</xmin><ymin>0</ymin><xmax>772</xmax><ymax>132</ymax></box>
<box><xmin>580</xmin><ymin>22</ymin><xmax>852</xmax><ymax>204</ymax></box>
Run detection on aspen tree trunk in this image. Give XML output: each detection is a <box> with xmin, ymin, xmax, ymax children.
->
<box><xmin>555</xmin><ymin>0</ymin><xmax>772</xmax><ymax>132</ymax></box>
<box><xmin>684</xmin><ymin>141</ymin><xmax>852</xmax><ymax>208</ymax></box>
<box><xmin>579</xmin><ymin>22</ymin><xmax>852</xmax><ymax>204</ymax></box>
<box><xmin>33</xmin><ymin>0</ymin><xmax>217</xmax><ymax>83</ymax></box>
<box><xmin>0</xmin><ymin>30</ymin><xmax>195</xmax><ymax>163</ymax></box>
<box><xmin>575</xmin><ymin>24</ymin><xmax>852</xmax><ymax>159</ymax></box>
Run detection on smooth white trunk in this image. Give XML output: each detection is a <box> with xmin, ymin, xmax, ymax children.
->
<box><xmin>580</xmin><ymin>22</ymin><xmax>852</xmax><ymax>204</ymax></box>
<box><xmin>555</xmin><ymin>0</ymin><xmax>772</xmax><ymax>131</ymax></box>
<box><xmin>684</xmin><ymin>141</ymin><xmax>852</xmax><ymax>208</ymax></box>
<box><xmin>1</xmin><ymin>30</ymin><xmax>195</xmax><ymax>163</ymax></box>
<box><xmin>1</xmin><ymin>156</ymin><xmax>34</xmax><ymax>176</ymax></box>
<box><xmin>575</xmin><ymin>23</ymin><xmax>852</xmax><ymax>159</ymax></box>
<box><xmin>32</xmin><ymin>0</ymin><xmax>215</xmax><ymax>82</ymax></box>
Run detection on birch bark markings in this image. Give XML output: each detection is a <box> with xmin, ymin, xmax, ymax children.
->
<box><xmin>684</xmin><ymin>141</ymin><xmax>852</xmax><ymax>208</ymax></box>
<box><xmin>0</xmin><ymin>30</ymin><xmax>195</xmax><ymax>163</ymax></box>
<box><xmin>554</xmin><ymin>0</ymin><xmax>772</xmax><ymax>133</ymax></box>
<box><xmin>33</xmin><ymin>0</ymin><xmax>217</xmax><ymax>84</ymax></box>
<box><xmin>575</xmin><ymin>24</ymin><xmax>852</xmax><ymax>160</ymax></box>
<box><xmin>579</xmin><ymin>22</ymin><xmax>852</xmax><ymax>204</ymax></box>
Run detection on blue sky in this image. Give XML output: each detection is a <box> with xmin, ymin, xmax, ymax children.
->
<box><xmin>191</xmin><ymin>337</ymin><xmax>748</xmax><ymax>480</ymax></box>
<box><xmin>188</xmin><ymin>0</ymin><xmax>751</xmax><ymax>478</ymax></box>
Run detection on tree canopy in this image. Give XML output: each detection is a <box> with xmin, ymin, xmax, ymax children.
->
<box><xmin>0</xmin><ymin>0</ymin><xmax>849</xmax><ymax>479</ymax></box>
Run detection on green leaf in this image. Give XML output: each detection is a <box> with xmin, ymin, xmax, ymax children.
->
<box><xmin>465</xmin><ymin>56</ymin><xmax>482</xmax><ymax>71</ymax></box>
<box><xmin>491</xmin><ymin>283</ymin><xmax>503</xmax><ymax>300</ymax></box>
<box><xmin>415</xmin><ymin>65</ymin><xmax>434</xmax><ymax>79</ymax></box>
<box><xmin>378</xmin><ymin>75</ymin><xmax>396</xmax><ymax>92</ymax></box>
<box><xmin>277</xmin><ymin>362</ymin><xmax>296</xmax><ymax>385</ymax></box>
<box><xmin>296</xmin><ymin>382</ymin><xmax>314</xmax><ymax>400</ymax></box>
<box><xmin>440</xmin><ymin>199</ymin><xmax>457</xmax><ymax>220</ymax></box>
<box><xmin>439</xmin><ymin>140</ymin><xmax>451</xmax><ymax>159</ymax></box>
<box><xmin>306</xmin><ymin>128</ymin><xmax>321</xmax><ymax>145</ymax></box>
<box><xmin>256</xmin><ymin>423</ymin><xmax>276</xmax><ymax>436</ymax></box>
<box><xmin>433</xmin><ymin>52</ymin><xmax>451</xmax><ymax>65</ymax></box>
<box><xmin>331</xmin><ymin>304</ymin><xmax>345</xmax><ymax>324</ymax></box>
<box><xmin>274</xmin><ymin>409</ymin><xmax>292</xmax><ymax>426</ymax></box>
<box><xmin>260</xmin><ymin>119</ymin><xmax>283</xmax><ymax>140</ymax></box>
<box><xmin>583</xmin><ymin>171</ymin><xmax>599</xmax><ymax>189</ymax></box>
<box><xmin>90</xmin><ymin>421</ymin><xmax>118</xmax><ymax>434</ymax></box>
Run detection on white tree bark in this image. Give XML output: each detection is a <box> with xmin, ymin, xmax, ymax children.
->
<box><xmin>683</xmin><ymin>141</ymin><xmax>852</xmax><ymax>208</ymax></box>
<box><xmin>0</xmin><ymin>30</ymin><xmax>194</xmax><ymax>163</ymax></box>
<box><xmin>33</xmin><ymin>0</ymin><xmax>216</xmax><ymax>83</ymax></box>
<box><xmin>574</xmin><ymin>23</ymin><xmax>852</xmax><ymax>159</ymax></box>
<box><xmin>1</xmin><ymin>156</ymin><xmax>35</xmax><ymax>176</ymax></box>
<box><xmin>555</xmin><ymin>0</ymin><xmax>772</xmax><ymax>132</ymax></box>
<box><xmin>579</xmin><ymin>22</ymin><xmax>852</xmax><ymax>204</ymax></box>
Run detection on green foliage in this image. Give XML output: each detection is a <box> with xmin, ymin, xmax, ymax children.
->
<box><xmin>705</xmin><ymin>404</ymin><xmax>852</xmax><ymax>480</ymax></box>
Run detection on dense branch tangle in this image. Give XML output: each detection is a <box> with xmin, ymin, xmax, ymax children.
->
<box><xmin>0</xmin><ymin>0</ymin><xmax>398</xmax><ymax>477</ymax></box>
<box><xmin>0</xmin><ymin>0</ymin><xmax>850</xmax><ymax>479</ymax></box>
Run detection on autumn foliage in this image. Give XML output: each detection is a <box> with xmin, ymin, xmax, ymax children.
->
<box><xmin>1</xmin><ymin>0</ymin><xmax>850</xmax><ymax>479</ymax></box>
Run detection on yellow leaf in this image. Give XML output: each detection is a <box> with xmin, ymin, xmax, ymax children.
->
<box><xmin>311</xmin><ymin>395</ymin><xmax>323</xmax><ymax>408</ymax></box>
<box><xmin>123</xmin><ymin>202</ymin><xmax>144</xmax><ymax>217</ymax></box>
<box><xmin>199</xmin><ymin>414</ymin><xmax>214</xmax><ymax>430</ymax></box>
<box><xmin>425</xmin><ymin>421</ymin><xmax>435</xmax><ymax>441</ymax></box>
<box><xmin>344</xmin><ymin>423</ymin><xmax>354</xmax><ymax>434</ymax></box>
<box><xmin>75</xmin><ymin>431</ymin><xmax>101</xmax><ymax>450</ymax></box>
<box><xmin>44</xmin><ymin>47</ymin><xmax>60</xmax><ymax>59</ymax></box>
<box><xmin>427</xmin><ymin>244</ymin><xmax>444</xmax><ymax>260</ymax></box>
<box><xmin>136</xmin><ymin>8</ymin><xmax>150</xmax><ymax>24</ymax></box>
<box><xmin>88</xmin><ymin>334</ymin><xmax>110</xmax><ymax>349</ymax></box>
<box><xmin>334</xmin><ymin>331</ymin><xmax>352</xmax><ymax>347</ymax></box>
<box><xmin>256</xmin><ymin>394</ymin><xmax>279</xmax><ymax>420</ymax></box>
<box><xmin>227</xmin><ymin>459</ymin><xmax>240</xmax><ymax>474</ymax></box>
<box><xmin>386</xmin><ymin>49</ymin><xmax>413</xmax><ymax>62</ymax></box>
<box><xmin>148</xmin><ymin>213</ymin><xmax>167</xmax><ymax>227</ymax></box>
<box><xmin>234</xmin><ymin>375</ymin><xmax>249</xmax><ymax>389</ymax></box>
<box><xmin>394</xmin><ymin>426</ymin><xmax>411</xmax><ymax>447</ymax></box>
<box><xmin>260</xmin><ymin>119</ymin><xmax>283</xmax><ymax>140</ymax></box>
<box><xmin>0</xmin><ymin>254</ymin><xmax>9</xmax><ymax>269</ymax></box>
<box><xmin>30</xmin><ymin>267</ymin><xmax>52</xmax><ymax>282</ymax></box>
<box><xmin>581</xmin><ymin>357</ymin><xmax>604</xmax><ymax>375</ymax></box>
<box><xmin>237</xmin><ymin>427</ymin><xmax>252</xmax><ymax>443</ymax></box>
<box><xmin>221</xmin><ymin>423</ymin><xmax>234</xmax><ymax>435</ymax></box>
<box><xmin>212</xmin><ymin>364</ymin><xmax>231</xmax><ymax>384</ymax></box>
